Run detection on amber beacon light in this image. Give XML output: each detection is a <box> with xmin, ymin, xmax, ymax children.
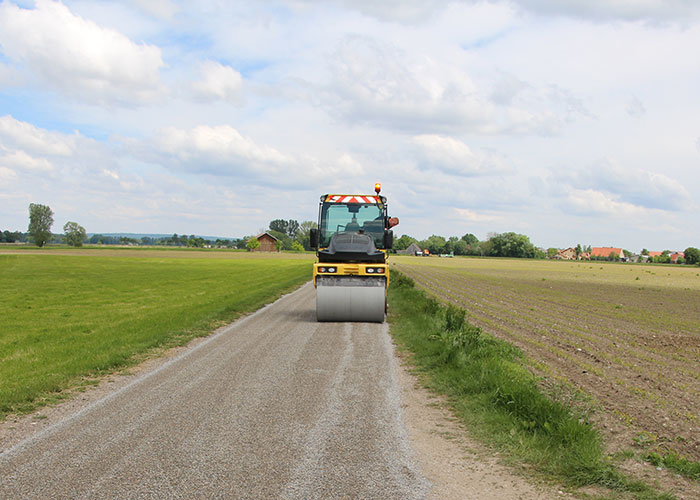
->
<box><xmin>374</xmin><ymin>183</ymin><xmax>381</xmax><ymax>194</ymax></box>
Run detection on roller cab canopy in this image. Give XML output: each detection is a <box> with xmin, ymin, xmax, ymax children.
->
<box><xmin>317</xmin><ymin>194</ymin><xmax>388</xmax><ymax>251</ymax></box>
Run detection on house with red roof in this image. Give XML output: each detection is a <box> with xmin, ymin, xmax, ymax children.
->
<box><xmin>670</xmin><ymin>251</ymin><xmax>685</xmax><ymax>263</ymax></box>
<box><xmin>591</xmin><ymin>247</ymin><xmax>625</xmax><ymax>261</ymax></box>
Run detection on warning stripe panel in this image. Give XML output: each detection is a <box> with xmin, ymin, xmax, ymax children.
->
<box><xmin>325</xmin><ymin>195</ymin><xmax>380</xmax><ymax>204</ymax></box>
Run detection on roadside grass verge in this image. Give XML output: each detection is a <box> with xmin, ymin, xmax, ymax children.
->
<box><xmin>388</xmin><ymin>271</ymin><xmax>675</xmax><ymax>499</ymax></box>
<box><xmin>0</xmin><ymin>253</ymin><xmax>311</xmax><ymax>419</ymax></box>
<box><xmin>644</xmin><ymin>452</ymin><xmax>700</xmax><ymax>482</ymax></box>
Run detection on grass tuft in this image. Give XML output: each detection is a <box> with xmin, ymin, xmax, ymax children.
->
<box><xmin>645</xmin><ymin>452</ymin><xmax>700</xmax><ymax>482</ymax></box>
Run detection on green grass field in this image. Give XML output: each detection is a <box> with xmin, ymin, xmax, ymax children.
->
<box><xmin>0</xmin><ymin>250</ymin><xmax>313</xmax><ymax>418</ymax></box>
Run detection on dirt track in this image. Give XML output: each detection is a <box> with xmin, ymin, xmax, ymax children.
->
<box><xmin>0</xmin><ymin>283</ymin><xmax>566</xmax><ymax>499</ymax></box>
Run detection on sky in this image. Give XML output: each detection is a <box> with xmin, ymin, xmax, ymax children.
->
<box><xmin>1</xmin><ymin>0</ymin><xmax>699</xmax><ymax>251</ymax></box>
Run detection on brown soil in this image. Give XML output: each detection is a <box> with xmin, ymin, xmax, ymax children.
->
<box><xmin>396</xmin><ymin>261</ymin><xmax>700</xmax><ymax>499</ymax></box>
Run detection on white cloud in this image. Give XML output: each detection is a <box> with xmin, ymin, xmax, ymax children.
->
<box><xmin>0</xmin><ymin>0</ymin><xmax>164</xmax><ymax>105</ymax></box>
<box><xmin>323</xmin><ymin>35</ymin><xmax>494</xmax><ymax>134</ymax></box>
<box><xmin>0</xmin><ymin>166</ymin><xmax>17</xmax><ymax>180</ymax></box>
<box><xmin>512</xmin><ymin>0</ymin><xmax>700</xmax><ymax>23</ymax></box>
<box><xmin>191</xmin><ymin>61</ymin><xmax>243</xmax><ymax>102</ymax></box>
<box><xmin>335</xmin><ymin>153</ymin><xmax>366</xmax><ymax>175</ymax></box>
<box><xmin>560</xmin><ymin>161</ymin><xmax>692</xmax><ymax>211</ymax></box>
<box><xmin>490</xmin><ymin>72</ymin><xmax>529</xmax><ymax>106</ymax></box>
<box><xmin>453</xmin><ymin>207</ymin><xmax>501</xmax><ymax>222</ymax></box>
<box><xmin>0</xmin><ymin>115</ymin><xmax>75</xmax><ymax>156</ymax></box>
<box><xmin>129</xmin><ymin>124</ymin><xmax>296</xmax><ymax>179</ymax></box>
<box><xmin>290</xmin><ymin>1</ymin><xmax>700</xmax><ymax>24</ymax></box>
<box><xmin>319</xmin><ymin>34</ymin><xmax>582</xmax><ymax>136</ymax></box>
<box><xmin>128</xmin><ymin>0</ymin><xmax>179</xmax><ymax>20</ymax></box>
<box><xmin>0</xmin><ymin>149</ymin><xmax>54</xmax><ymax>172</ymax></box>
<box><xmin>566</xmin><ymin>188</ymin><xmax>651</xmax><ymax>217</ymax></box>
<box><xmin>626</xmin><ymin>95</ymin><xmax>646</xmax><ymax>116</ymax></box>
<box><xmin>304</xmin><ymin>0</ymin><xmax>446</xmax><ymax>23</ymax></box>
<box><xmin>412</xmin><ymin>134</ymin><xmax>509</xmax><ymax>176</ymax></box>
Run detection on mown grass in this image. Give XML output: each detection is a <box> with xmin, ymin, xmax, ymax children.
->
<box><xmin>0</xmin><ymin>252</ymin><xmax>312</xmax><ymax>418</ymax></box>
<box><xmin>388</xmin><ymin>271</ymin><xmax>675</xmax><ymax>500</ymax></box>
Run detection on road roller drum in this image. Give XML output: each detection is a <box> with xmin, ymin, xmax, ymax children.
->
<box><xmin>316</xmin><ymin>276</ymin><xmax>386</xmax><ymax>322</ymax></box>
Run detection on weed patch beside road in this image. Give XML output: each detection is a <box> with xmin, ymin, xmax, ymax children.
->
<box><xmin>0</xmin><ymin>251</ymin><xmax>312</xmax><ymax>418</ymax></box>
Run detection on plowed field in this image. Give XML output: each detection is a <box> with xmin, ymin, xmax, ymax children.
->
<box><xmin>393</xmin><ymin>256</ymin><xmax>700</xmax><ymax>462</ymax></box>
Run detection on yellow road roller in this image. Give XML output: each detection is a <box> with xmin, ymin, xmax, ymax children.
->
<box><xmin>310</xmin><ymin>184</ymin><xmax>398</xmax><ymax>322</ymax></box>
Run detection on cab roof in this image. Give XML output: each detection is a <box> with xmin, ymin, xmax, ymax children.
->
<box><xmin>321</xmin><ymin>194</ymin><xmax>386</xmax><ymax>204</ymax></box>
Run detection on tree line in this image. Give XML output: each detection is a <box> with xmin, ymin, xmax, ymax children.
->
<box><xmin>394</xmin><ymin>232</ymin><xmax>545</xmax><ymax>258</ymax></box>
<box><xmin>394</xmin><ymin>231</ymin><xmax>700</xmax><ymax>266</ymax></box>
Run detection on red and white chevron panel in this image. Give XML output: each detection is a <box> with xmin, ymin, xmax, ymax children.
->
<box><xmin>325</xmin><ymin>195</ymin><xmax>380</xmax><ymax>204</ymax></box>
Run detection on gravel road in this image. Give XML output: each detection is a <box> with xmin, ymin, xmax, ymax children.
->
<box><xmin>0</xmin><ymin>283</ymin><xmax>430</xmax><ymax>499</ymax></box>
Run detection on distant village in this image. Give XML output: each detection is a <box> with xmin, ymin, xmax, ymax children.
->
<box><xmin>397</xmin><ymin>241</ymin><xmax>691</xmax><ymax>264</ymax></box>
<box><xmin>550</xmin><ymin>247</ymin><xmax>684</xmax><ymax>264</ymax></box>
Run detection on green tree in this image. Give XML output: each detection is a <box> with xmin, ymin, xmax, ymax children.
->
<box><xmin>488</xmin><ymin>232</ymin><xmax>536</xmax><ymax>258</ymax></box>
<box><xmin>291</xmin><ymin>241</ymin><xmax>305</xmax><ymax>252</ymax></box>
<box><xmin>683</xmin><ymin>247</ymin><xmax>700</xmax><ymax>266</ymax></box>
<box><xmin>423</xmin><ymin>235</ymin><xmax>447</xmax><ymax>255</ymax></box>
<box><xmin>268</xmin><ymin>229</ymin><xmax>293</xmax><ymax>250</ymax></box>
<box><xmin>63</xmin><ymin>221</ymin><xmax>86</xmax><ymax>247</ymax></box>
<box><xmin>295</xmin><ymin>221</ymin><xmax>318</xmax><ymax>250</ymax></box>
<box><xmin>453</xmin><ymin>240</ymin><xmax>468</xmax><ymax>255</ymax></box>
<box><xmin>657</xmin><ymin>250</ymin><xmax>671</xmax><ymax>264</ymax></box>
<box><xmin>641</xmin><ymin>248</ymin><xmax>649</xmax><ymax>256</ymax></box>
<box><xmin>28</xmin><ymin>203</ymin><xmax>54</xmax><ymax>247</ymax></box>
<box><xmin>286</xmin><ymin>219</ymin><xmax>300</xmax><ymax>238</ymax></box>
<box><xmin>547</xmin><ymin>247</ymin><xmax>559</xmax><ymax>258</ymax></box>
<box><xmin>394</xmin><ymin>235</ymin><xmax>417</xmax><ymax>251</ymax></box>
<box><xmin>269</xmin><ymin>219</ymin><xmax>288</xmax><ymax>234</ymax></box>
<box><xmin>575</xmin><ymin>244</ymin><xmax>582</xmax><ymax>258</ymax></box>
<box><xmin>444</xmin><ymin>236</ymin><xmax>460</xmax><ymax>254</ymax></box>
<box><xmin>1</xmin><ymin>230</ymin><xmax>23</xmax><ymax>243</ymax></box>
<box><xmin>247</xmin><ymin>237</ymin><xmax>260</xmax><ymax>251</ymax></box>
<box><xmin>477</xmin><ymin>239</ymin><xmax>492</xmax><ymax>256</ymax></box>
<box><xmin>461</xmin><ymin>233</ymin><xmax>479</xmax><ymax>246</ymax></box>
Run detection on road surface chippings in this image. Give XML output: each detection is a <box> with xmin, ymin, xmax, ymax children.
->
<box><xmin>0</xmin><ymin>283</ymin><xmax>428</xmax><ymax>499</ymax></box>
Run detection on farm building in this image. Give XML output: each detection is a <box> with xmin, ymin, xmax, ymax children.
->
<box><xmin>251</xmin><ymin>232</ymin><xmax>278</xmax><ymax>252</ymax></box>
<box><xmin>556</xmin><ymin>247</ymin><xmax>577</xmax><ymax>260</ymax></box>
<box><xmin>671</xmin><ymin>251</ymin><xmax>685</xmax><ymax>263</ymax></box>
<box><xmin>591</xmin><ymin>247</ymin><xmax>625</xmax><ymax>261</ymax></box>
<box><xmin>398</xmin><ymin>242</ymin><xmax>422</xmax><ymax>256</ymax></box>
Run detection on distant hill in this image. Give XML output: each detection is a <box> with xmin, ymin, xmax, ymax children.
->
<box><xmin>87</xmin><ymin>233</ymin><xmax>239</xmax><ymax>241</ymax></box>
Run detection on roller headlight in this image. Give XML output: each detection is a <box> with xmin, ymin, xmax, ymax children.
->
<box><xmin>365</xmin><ymin>267</ymin><xmax>385</xmax><ymax>274</ymax></box>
